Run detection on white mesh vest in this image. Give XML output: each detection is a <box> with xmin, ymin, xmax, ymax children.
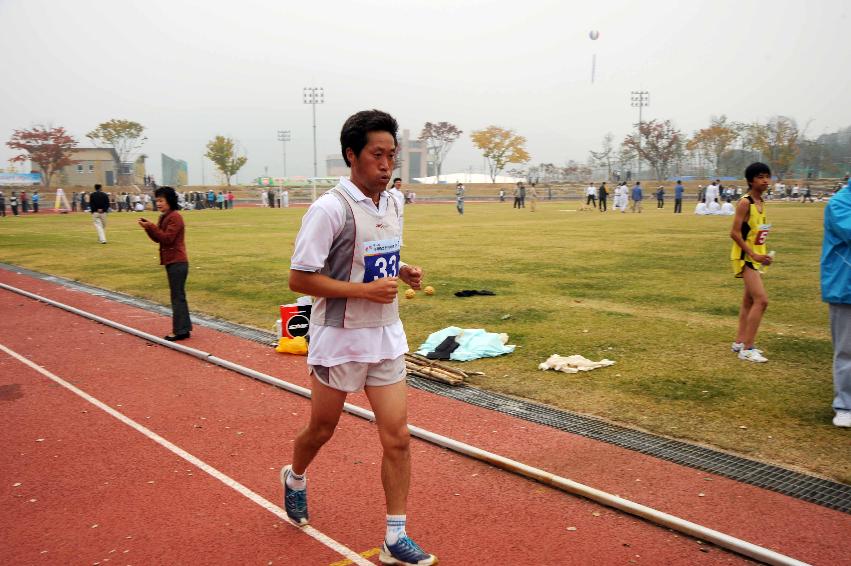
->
<box><xmin>310</xmin><ymin>185</ymin><xmax>402</xmax><ymax>329</ymax></box>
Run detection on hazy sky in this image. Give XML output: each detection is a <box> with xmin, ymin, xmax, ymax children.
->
<box><xmin>2</xmin><ymin>0</ymin><xmax>850</xmax><ymax>184</ymax></box>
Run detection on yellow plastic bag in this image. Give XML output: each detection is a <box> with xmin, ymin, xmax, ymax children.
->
<box><xmin>275</xmin><ymin>336</ymin><xmax>308</xmax><ymax>355</ymax></box>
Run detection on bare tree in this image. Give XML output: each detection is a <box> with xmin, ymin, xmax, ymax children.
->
<box><xmin>419</xmin><ymin>122</ymin><xmax>462</xmax><ymax>182</ymax></box>
<box><xmin>589</xmin><ymin>133</ymin><xmax>615</xmax><ymax>179</ymax></box>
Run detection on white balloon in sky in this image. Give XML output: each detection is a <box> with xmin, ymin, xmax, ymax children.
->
<box><xmin>589</xmin><ymin>30</ymin><xmax>600</xmax><ymax>40</ymax></box>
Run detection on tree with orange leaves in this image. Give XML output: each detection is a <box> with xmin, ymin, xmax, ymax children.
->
<box><xmin>6</xmin><ymin>125</ymin><xmax>78</xmax><ymax>188</ymax></box>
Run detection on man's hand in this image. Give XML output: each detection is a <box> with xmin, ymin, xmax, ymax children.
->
<box><xmin>361</xmin><ymin>277</ymin><xmax>399</xmax><ymax>304</ymax></box>
<box><xmin>399</xmin><ymin>265</ymin><xmax>423</xmax><ymax>290</ymax></box>
<box><xmin>137</xmin><ymin>218</ymin><xmax>154</xmax><ymax>230</ymax></box>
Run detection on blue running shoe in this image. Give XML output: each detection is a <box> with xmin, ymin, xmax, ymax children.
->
<box><xmin>379</xmin><ymin>535</ymin><xmax>438</xmax><ymax>566</ymax></box>
<box><xmin>280</xmin><ymin>465</ymin><xmax>308</xmax><ymax>526</ymax></box>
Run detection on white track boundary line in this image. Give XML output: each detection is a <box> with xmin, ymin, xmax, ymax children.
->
<box><xmin>0</xmin><ymin>282</ymin><xmax>813</xmax><ymax>566</ymax></box>
<box><xmin>0</xmin><ymin>342</ymin><xmax>374</xmax><ymax>566</ymax></box>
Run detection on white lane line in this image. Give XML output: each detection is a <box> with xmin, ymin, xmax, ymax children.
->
<box><xmin>0</xmin><ymin>343</ymin><xmax>374</xmax><ymax>566</ymax></box>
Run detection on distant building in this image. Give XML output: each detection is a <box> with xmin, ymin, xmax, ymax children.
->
<box><xmin>162</xmin><ymin>154</ymin><xmax>188</xmax><ymax>186</ymax></box>
<box><xmin>32</xmin><ymin>147</ymin><xmax>145</xmax><ymax>187</ymax></box>
<box><xmin>326</xmin><ymin>154</ymin><xmax>348</xmax><ymax>178</ymax></box>
<box><xmin>396</xmin><ymin>129</ymin><xmax>430</xmax><ymax>183</ymax></box>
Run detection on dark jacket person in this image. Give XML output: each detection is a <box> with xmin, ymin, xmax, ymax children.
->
<box><xmin>138</xmin><ymin>186</ymin><xmax>192</xmax><ymax>341</ymax></box>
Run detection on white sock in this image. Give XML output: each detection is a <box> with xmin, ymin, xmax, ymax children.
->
<box><xmin>385</xmin><ymin>515</ymin><xmax>406</xmax><ymax>545</ymax></box>
<box><xmin>286</xmin><ymin>469</ymin><xmax>306</xmax><ymax>491</ymax></box>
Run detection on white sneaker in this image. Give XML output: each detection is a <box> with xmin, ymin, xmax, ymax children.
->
<box><xmin>833</xmin><ymin>411</ymin><xmax>851</xmax><ymax>428</ymax></box>
<box><xmin>732</xmin><ymin>342</ymin><xmax>763</xmax><ymax>354</ymax></box>
<box><xmin>738</xmin><ymin>348</ymin><xmax>768</xmax><ymax>363</ymax></box>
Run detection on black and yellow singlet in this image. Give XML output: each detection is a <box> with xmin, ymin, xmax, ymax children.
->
<box><xmin>730</xmin><ymin>195</ymin><xmax>770</xmax><ymax>277</ymax></box>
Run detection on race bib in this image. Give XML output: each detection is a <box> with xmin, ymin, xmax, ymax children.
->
<box><xmin>363</xmin><ymin>237</ymin><xmax>400</xmax><ymax>282</ymax></box>
<box><xmin>754</xmin><ymin>223</ymin><xmax>771</xmax><ymax>246</ymax></box>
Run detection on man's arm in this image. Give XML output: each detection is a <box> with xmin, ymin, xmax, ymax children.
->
<box><xmin>289</xmin><ymin>270</ymin><xmax>399</xmax><ymax>304</ymax></box>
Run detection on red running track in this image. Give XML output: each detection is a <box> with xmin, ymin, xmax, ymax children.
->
<box><xmin>0</xmin><ymin>269</ymin><xmax>848</xmax><ymax>565</ymax></box>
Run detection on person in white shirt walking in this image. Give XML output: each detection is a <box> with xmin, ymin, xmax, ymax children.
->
<box><xmin>586</xmin><ymin>183</ymin><xmax>597</xmax><ymax>208</ymax></box>
<box><xmin>282</xmin><ymin>110</ymin><xmax>436</xmax><ymax>566</ymax></box>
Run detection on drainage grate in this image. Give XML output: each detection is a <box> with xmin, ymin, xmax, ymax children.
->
<box><xmin>4</xmin><ymin>262</ymin><xmax>850</xmax><ymax>514</ymax></box>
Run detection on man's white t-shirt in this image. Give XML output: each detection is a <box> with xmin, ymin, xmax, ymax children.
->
<box><xmin>290</xmin><ymin>177</ymin><xmax>408</xmax><ymax>367</ymax></box>
<box><xmin>587</xmin><ymin>186</ymin><xmax>596</xmax><ymax>196</ymax></box>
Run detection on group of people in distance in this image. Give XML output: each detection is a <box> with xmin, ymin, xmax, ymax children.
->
<box><xmin>0</xmin><ymin>189</ymin><xmax>40</xmax><ymax>216</ymax></box>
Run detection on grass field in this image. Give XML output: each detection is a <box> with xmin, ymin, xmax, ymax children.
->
<box><xmin>1</xmin><ymin>199</ymin><xmax>848</xmax><ymax>483</ymax></box>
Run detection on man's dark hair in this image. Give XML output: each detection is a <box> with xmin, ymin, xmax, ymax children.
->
<box><xmin>155</xmin><ymin>186</ymin><xmax>179</xmax><ymax>211</ymax></box>
<box><xmin>744</xmin><ymin>162</ymin><xmax>771</xmax><ymax>185</ymax></box>
<box><xmin>393</xmin><ymin>177</ymin><xmax>402</xmax><ymax>184</ymax></box>
<box><xmin>677</xmin><ymin>180</ymin><xmax>681</xmax><ymax>184</ymax></box>
<box><xmin>340</xmin><ymin>109</ymin><xmax>398</xmax><ymax>167</ymax></box>
<box><xmin>94</xmin><ymin>184</ymin><xmax>102</xmax><ymax>191</ymax></box>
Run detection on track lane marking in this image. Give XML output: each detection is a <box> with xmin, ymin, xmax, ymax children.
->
<box><xmin>0</xmin><ymin>342</ymin><xmax>375</xmax><ymax>566</ymax></box>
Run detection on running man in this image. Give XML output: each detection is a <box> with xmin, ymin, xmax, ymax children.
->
<box><xmin>730</xmin><ymin>162</ymin><xmax>774</xmax><ymax>362</ymax></box>
<box><xmin>283</xmin><ymin>109</ymin><xmax>437</xmax><ymax>566</ymax></box>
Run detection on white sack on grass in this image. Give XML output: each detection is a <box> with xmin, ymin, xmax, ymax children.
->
<box><xmin>695</xmin><ymin>202</ymin><xmax>708</xmax><ymax>215</ymax></box>
<box><xmin>538</xmin><ymin>354</ymin><xmax>615</xmax><ymax>374</ymax></box>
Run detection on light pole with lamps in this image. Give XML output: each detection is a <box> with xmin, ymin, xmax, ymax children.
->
<box><xmin>630</xmin><ymin>90</ymin><xmax>649</xmax><ymax>180</ymax></box>
<box><xmin>303</xmin><ymin>87</ymin><xmax>324</xmax><ymax>201</ymax></box>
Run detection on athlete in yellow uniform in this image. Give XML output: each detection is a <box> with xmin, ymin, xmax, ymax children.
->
<box><xmin>729</xmin><ymin>162</ymin><xmax>774</xmax><ymax>363</ymax></box>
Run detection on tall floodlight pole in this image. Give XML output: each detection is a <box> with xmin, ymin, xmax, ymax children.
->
<box><xmin>277</xmin><ymin>130</ymin><xmax>291</xmax><ymax>178</ymax></box>
<box><xmin>630</xmin><ymin>90</ymin><xmax>649</xmax><ymax>180</ymax></box>
<box><xmin>303</xmin><ymin>87</ymin><xmax>324</xmax><ymax>201</ymax></box>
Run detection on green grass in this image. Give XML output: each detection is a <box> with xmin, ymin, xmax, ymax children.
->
<box><xmin>2</xmin><ymin>201</ymin><xmax>849</xmax><ymax>483</ymax></box>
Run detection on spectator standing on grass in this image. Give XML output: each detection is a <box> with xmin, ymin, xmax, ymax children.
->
<box><xmin>820</xmin><ymin>179</ymin><xmax>851</xmax><ymax>428</ymax></box>
<box><xmin>456</xmin><ymin>182</ymin><xmax>465</xmax><ymax>215</ymax></box>
<box><xmin>674</xmin><ymin>180</ymin><xmax>684</xmax><ymax>213</ymax></box>
<box><xmin>803</xmin><ymin>185</ymin><xmax>814</xmax><ymax>203</ymax></box>
<box><xmin>0</xmin><ymin>191</ymin><xmax>6</xmax><ymax>217</ymax></box>
<box><xmin>89</xmin><ymin>184</ymin><xmax>110</xmax><ymax>244</ymax></box>
<box><xmin>499</xmin><ymin>188</ymin><xmax>506</xmax><ymax>202</ymax></box>
<box><xmin>656</xmin><ymin>186</ymin><xmax>665</xmax><ymax>208</ymax></box>
<box><xmin>217</xmin><ymin>191</ymin><xmax>225</xmax><ymax>209</ymax></box>
<box><xmin>10</xmin><ymin>191</ymin><xmax>19</xmax><ymax>216</ymax></box>
<box><xmin>513</xmin><ymin>183</ymin><xmax>521</xmax><ymax>208</ymax></box>
<box><xmin>598</xmin><ymin>182</ymin><xmax>608</xmax><ymax>212</ymax></box>
<box><xmin>31</xmin><ymin>190</ymin><xmax>40</xmax><ymax>213</ymax></box>
<box><xmin>529</xmin><ymin>184</ymin><xmax>539</xmax><ymax>212</ymax></box>
<box><xmin>283</xmin><ymin>109</ymin><xmax>436</xmax><ymax>566</ymax></box>
<box><xmin>138</xmin><ymin>186</ymin><xmax>192</xmax><ymax>342</ymax></box>
<box><xmin>388</xmin><ymin>178</ymin><xmax>405</xmax><ymax>243</ymax></box>
<box><xmin>71</xmin><ymin>192</ymin><xmax>78</xmax><ymax>212</ymax></box>
<box><xmin>20</xmin><ymin>190</ymin><xmax>29</xmax><ymax>213</ymax></box>
<box><xmin>519</xmin><ymin>182</ymin><xmax>526</xmax><ymax>207</ymax></box>
<box><xmin>227</xmin><ymin>190</ymin><xmax>235</xmax><ymax>209</ymax></box>
<box><xmin>124</xmin><ymin>192</ymin><xmax>131</xmax><ymax>212</ymax></box>
<box><xmin>705</xmin><ymin>180</ymin><xmax>719</xmax><ymax>206</ymax></box>
<box><xmin>207</xmin><ymin>189</ymin><xmax>215</xmax><ymax>209</ymax></box>
<box><xmin>631</xmin><ymin>181</ymin><xmax>643</xmax><ymax>213</ymax></box>
<box><xmin>730</xmin><ymin>163</ymin><xmax>774</xmax><ymax>363</ymax></box>
<box><xmin>586</xmin><ymin>183</ymin><xmax>597</xmax><ymax>208</ymax></box>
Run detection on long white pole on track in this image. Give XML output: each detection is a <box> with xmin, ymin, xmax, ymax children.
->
<box><xmin>0</xmin><ymin>282</ymin><xmax>812</xmax><ymax>566</ymax></box>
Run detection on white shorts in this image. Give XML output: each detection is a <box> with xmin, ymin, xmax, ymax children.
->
<box><xmin>309</xmin><ymin>355</ymin><xmax>406</xmax><ymax>393</ymax></box>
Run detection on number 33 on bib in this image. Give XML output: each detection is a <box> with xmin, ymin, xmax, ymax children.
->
<box><xmin>363</xmin><ymin>237</ymin><xmax>401</xmax><ymax>282</ymax></box>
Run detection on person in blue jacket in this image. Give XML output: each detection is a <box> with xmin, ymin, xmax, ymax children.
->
<box><xmin>821</xmin><ymin>179</ymin><xmax>851</xmax><ymax>427</ymax></box>
<box><xmin>631</xmin><ymin>181</ymin><xmax>643</xmax><ymax>213</ymax></box>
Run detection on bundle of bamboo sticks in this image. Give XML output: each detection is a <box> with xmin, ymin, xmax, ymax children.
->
<box><xmin>405</xmin><ymin>353</ymin><xmax>482</xmax><ymax>386</ymax></box>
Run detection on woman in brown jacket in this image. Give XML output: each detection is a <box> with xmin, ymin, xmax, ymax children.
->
<box><xmin>138</xmin><ymin>186</ymin><xmax>193</xmax><ymax>341</ymax></box>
